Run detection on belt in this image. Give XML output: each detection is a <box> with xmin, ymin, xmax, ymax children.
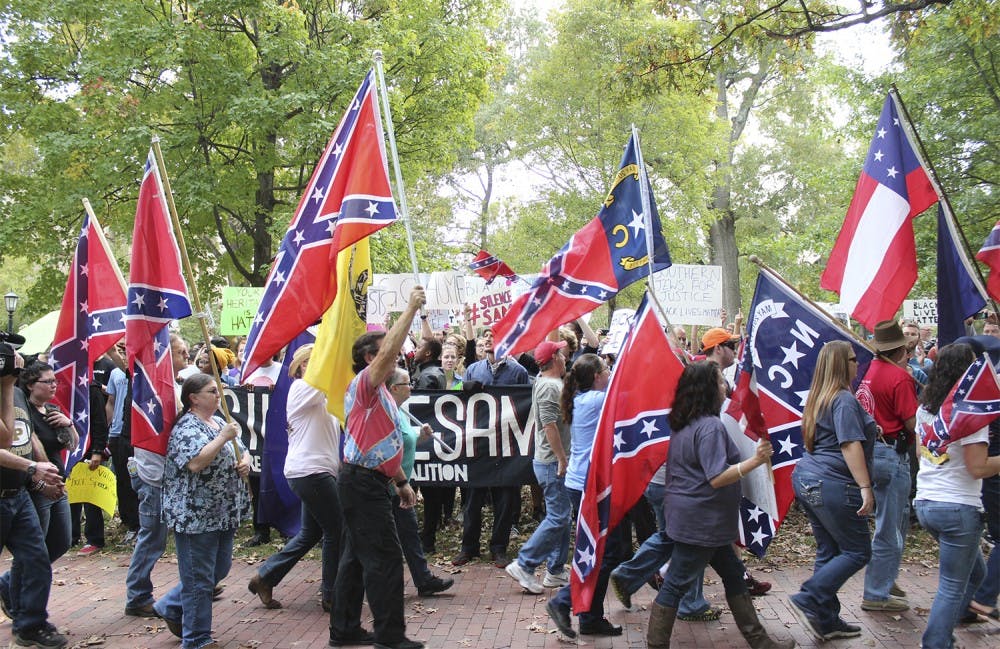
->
<box><xmin>341</xmin><ymin>463</ymin><xmax>392</xmax><ymax>482</ymax></box>
<box><xmin>0</xmin><ymin>488</ymin><xmax>23</xmax><ymax>499</ymax></box>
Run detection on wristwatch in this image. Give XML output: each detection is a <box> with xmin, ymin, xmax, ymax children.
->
<box><xmin>26</xmin><ymin>461</ymin><xmax>37</xmax><ymax>477</ymax></box>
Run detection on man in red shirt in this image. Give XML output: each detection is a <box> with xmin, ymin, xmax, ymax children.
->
<box><xmin>855</xmin><ymin>320</ymin><xmax>918</xmax><ymax>612</ymax></box>
<box><xmin>330</xmin><ymin>287</ymin><xmax>426</xmax><ymax>649</ymax></box>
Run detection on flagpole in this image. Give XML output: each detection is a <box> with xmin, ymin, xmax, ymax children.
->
<box><xmin>373</xmin><ymin>51</ymin><xmax>421</xmax><ymax>285</ymax></box>
<box><xmin>149</xmin><ymin>137</ymin><xmax>242</xmax><ymax>464</ymax></box>
<box><xmin>747</xmin><ymin>255</ymin><xmax>878</xmax><ymax>355</ymax></box>
<box><xmin>889</xmin><ymin>85</ymin><xmax>998</xmax><ymax>318</ymax></box>
<box><xmin>632</xmin><ymin>125</ymin><xmax>686</xmax><ymax>355</ymax></box>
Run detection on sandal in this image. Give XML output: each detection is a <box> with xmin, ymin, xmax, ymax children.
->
<box><xmin>679</xmin><ymin>607</ymin><xmax>723</xmax><ymax>622</ymax></box>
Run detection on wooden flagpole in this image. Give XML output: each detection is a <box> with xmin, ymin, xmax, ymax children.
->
<box><xmin>149</xmin><ymin>138</ymin><xmax>242</xmax><ymax>464</ymax></box>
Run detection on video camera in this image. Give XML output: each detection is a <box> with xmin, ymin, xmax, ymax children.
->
<box><xmin>0</xmin><ymin>330</ymin><xmax>26</xmax><ymax>378</ymax></box>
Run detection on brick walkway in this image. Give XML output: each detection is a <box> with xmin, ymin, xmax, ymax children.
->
<box><xmin>1</xmin><ymin>548</ymin><xmax>998</xmax><ymax>648</ymax></box>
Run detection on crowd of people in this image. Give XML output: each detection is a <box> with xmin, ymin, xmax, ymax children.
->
<box><xmin>1</xmin><ymin>291</ymin><xmax>999</xmax><ymax>649</ymax></box>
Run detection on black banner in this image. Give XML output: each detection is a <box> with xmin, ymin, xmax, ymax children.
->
<box><xmin>406</xmin><ymin>385</ymin><xmax>536</xmax><ymax>487</ymax></box>
<box><xmin>219</xmin><ymin>384</ymin><xmax>538</xmax><ymax>486</ymax></box>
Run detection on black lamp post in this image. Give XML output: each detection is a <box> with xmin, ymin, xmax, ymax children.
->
<box><xmin>4</xmin><ymin>292</ymin><xmax>18</xmax><ymax>334</ymax></box>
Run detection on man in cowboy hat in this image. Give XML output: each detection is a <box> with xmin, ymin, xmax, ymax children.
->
<box><xmin>855</xmin><ymin>319</ymin><xmax>919</xmax><ymax>612</ymax></box>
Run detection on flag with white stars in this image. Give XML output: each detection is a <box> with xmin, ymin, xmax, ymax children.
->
<box><xmin>570</xmin><ymin>293</ymin><xmax>683</xmax><ymax>613</ymax></box>
<box><xmin>919</xmin><ymin>353</ymin><xmax>1000</xmax><ymax>459</ymax></box>
<box><xmin>975</xmin><ymin>219</ymin><xmax>1000</xmax><ymax>304</ymax></box>
<box><xmin>820</xmin><ymin>92</ymin><xmax>938</xmax><ymax>330</ymax></box>
<box><xmin>469</xmin><ymin>249</ymin><xmax>519</xmax><ymax>286</ymax></box>
<box><xmin>938</xmin><ymin>205</ymin><xmax>987</xmax><ymax>347</ymax></box>
<box><xmin>126</xmin><ymin>150</ymin><xmax>193</xmax><ymax>455</ymax></box>
<box><xmin>50</xmin><ymin>211</ymin><xmax>127</xmax><ymax>472</ymax></box>
<box><xmin>492</xmin><ymin>134</ymin><xmax>671</xmax><ymax>360</ymax></box>
<box><xmin>241</xmin><ymin>70</ymin><xmax>397</xmax><ymax>380</ymax></box>
<box><xmin>725</xmin><ymin>266</ymin><xmax>874</xmax><ymax>557</ymax></box>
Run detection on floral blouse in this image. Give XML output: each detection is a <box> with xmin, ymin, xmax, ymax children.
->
<box><xmin>162</xmin><ymin>413</ymin><xmax>251</xmax><ymax>534</ymax></box>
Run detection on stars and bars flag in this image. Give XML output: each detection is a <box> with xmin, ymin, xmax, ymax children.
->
<box><xmin>724</xmin><ymin>266</ymin><xmax>875</xmax><ymax>557</ymax></box>
<box><xmin>820</xmin><ymin>92</ymin><xmax>938</xmax><ymax>330</ymax></box>
<box><xmin>492</xmin><ymin>134</ymin><xmax>671</xmax><ymax>360</ymax></box>
<box><xmin>50</xmin><ymin>211</ymin><xmax>127</xmax><ymax>472</ymax></box>
<box><xmin>241</xmin><ymin>70</ymin><xmax>397</xmax><ymax>380</ymax></box>
<box><xmin>938</xmin><ymin>204</ymin><xmax>988</xmax><ymax>347</ymax></box>
<box><xmin>919</xmin><ymin>353</ymin><xmax>1000</xmax><ymax>458</ymax></box>
<box><xmin>469</xmin><ymin>249</ymin><xmax>519</xmax><ymax>285</ymax></box>
<box><xmin>571</xmin><ymin>294</ymin><xmax>683</xmax><ymax>613</ymax></box>
<box><xmin>976</xmin><ymin>220</ymin><xmax>1000</xmax><ymax>303</ymax></box>
<box><xmin>126</xmin><ymin>150</ymin><xmax>192</xmax><ymax>455</ymax></box>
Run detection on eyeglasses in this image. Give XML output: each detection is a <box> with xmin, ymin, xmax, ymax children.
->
<box><xmin>721</xmin><ymin>341</ymin><xmax>738</xmax><ymax>350</ymax></box>
<box><xmin>35</xmin><ymin>379</ymin><xmax>58</xmax><ymax>386</ymax></box>
<box><xmin>391</xmin><ymin>382</ymin><xmax>410</xmax><ymax>387</ymax></box>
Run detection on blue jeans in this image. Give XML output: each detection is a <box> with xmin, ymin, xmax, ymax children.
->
<box><xmin>0</xmin><ymin>490</ymin><xmax>52</xmax><ymax>634</ymax></box>
<box><xmin>258</xmin><ymin>473</ymin><xmax>341</xmax><ymax>602</ymax></box>
<box><xmin>915</xmin><ymin>500</ymin><xmax>986</xmax><ymax>649</ymax></box>
<box><xmin>126</xmin><ymin>475</ymin><xmax>167</xmax><ymax>609</ymax></box>
<box><xmin>154</xmin><ymin>529</ymin><xmax>235</xmax><ymax>649</ymax></box>
<box><xmin>974</xmin><ymin>470</ymin><xmax>999</xmax><ymax>608</ymax></box>
<box><xmin>516</xmin><ymin>461</ymin><xmax>571</xmax><ymax>573</ymax></box>
<box><xmin>609</xmin><ymin>531</ymin><xmax>710</xmax><ymax>616</ymax></box>
<box><xmin>646</xmin><ymin>482</ymin><xmax>667</xmax><ymax>531</ymax></box>
<box><xmin>0</xmin><ymin>491</ymin><xmax>71</xmax><ymax>608</ymax></box>
<box><xmin>864</xmin><ymin>443</ymin><xmax>910</xmax><ymax>601</ymax></box>
<box><xmin>791</xmin><ymin>470</ymin><xmax>872</xmax><ymax>633</ymax></box>
<box><xmin>393</xmin><ymin>492</ymin><xmax>433</xmax><ymax>588</ymax></box>
<box><xmin>654</xmin><ymin>541</ymin><xmax>747</xmax><ymax>608</ymax></box>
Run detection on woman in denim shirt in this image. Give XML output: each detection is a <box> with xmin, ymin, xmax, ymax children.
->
<box><xmin>789</xmin><ymin>340</ymin><xmax>877</xmax><ymax>642</ymax></box>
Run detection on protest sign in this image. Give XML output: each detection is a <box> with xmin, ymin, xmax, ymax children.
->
<box><xmin>406</xmin><ymin>386</ymin><xmax>535</xmax><ymax>487</ymax></box>
<box><xmin>425</xmin><ymin>271</ymin><xmax>473</xmax><ymax>309</ymax></box>
<box><xmin>903</xmin><ymin>299</ymin><xmax>937</xmax><ymax>326</ymax></box>
<box><xmin>648</xmin><ymin>264</ymin><xmax>723</xmax><ymax>326</ymax></box>
<box><xmin>601</xmin><ymin>308</ymin><xmax>636</xmax><ymax>356</ymax></box>
<box><xmin>220</xmin><ymin>286</ymin><xmax>266</xmax><ymax>336</ymax></box>
<box><xmin>66</xmin><ymin>464</ymin><xmax>118</xmax><ymax>516</ymax></box>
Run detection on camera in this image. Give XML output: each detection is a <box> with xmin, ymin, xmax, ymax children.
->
<box><xmin>0</xmin><ymin>342</ymin><xmax>18</xmax><ymax>378</ymax></box>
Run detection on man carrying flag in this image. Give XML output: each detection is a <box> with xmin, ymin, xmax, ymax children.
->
<box><xmin>492</xmin><ymin>134</ymin><xmax>671</xmax><ymax>359</ymax></box>
<box><xmin>242</xmin><ymin>69</ymin><xmax>397</xmax><ymax>382</ymax></box>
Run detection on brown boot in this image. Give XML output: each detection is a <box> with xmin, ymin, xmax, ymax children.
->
<box><xmin>248</xmin><ymin>574</ymin><xmax>282</xmax><ymax>609</ymax></box>
<box><xmin>647</xmin><ymin>601</ymin><xmax>677</xmax><ymax>649</ymax></box>
<box><xmin>727</xmin><ymin>592</ymin><xmax>795</xmax><ymax>648</ymax></box>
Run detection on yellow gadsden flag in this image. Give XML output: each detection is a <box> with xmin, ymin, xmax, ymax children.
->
<box><xmin>303</xmin><ymin>241</ymin><xmax>370</xmax><ymax>421</ymax></box>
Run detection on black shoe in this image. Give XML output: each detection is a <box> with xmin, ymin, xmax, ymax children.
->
<box><xmin>491</xmin><ymin>551</ymin><xmax>509</xmax><ymax>568</ymax></box>
<box><xmin>372</xmin><ymin>639</ymin><xmax>424</xmax><ymax>649</ymax></box>
<box><xmin>579</xmin><ymin>618</ymin><xmax>623</xmax><ymax>636</ymax></box>
<box><xmin>546</xmin><ymin>599</ymin><xmax>576</xmax><ymax>639</ymax></box>
<box><xmin>417</xmin><ymin>576</ymin><xmax>454</xmax><ymax>596</ymax></box>
<box><xmin>163</xmin><ymin>616</ymin><xmax>183</xmax><ymax>638</ymax></box>
<box><xmin>245</xmin><ymin>533</ymin><xmax>270</xmax><ymax>547</ymax></box>
<box><xmin>451</xmin><ymin>551</ymin><xmax>478</xmax><ymax>566</ymax></box>
<box><xmin>13</xmin><ymin>624</ymin><xmax>67</xmax><ymax>648</ymax></box>
<box><xmin>124</xmin><ymin>602</ymin><xmax>159</xmax><ymax>618</ymax></box>
<box><xmin>823</xmin><ymin>618</ymin><xmax>861</xmax><ymax>640</ymax></box>
<box><xmin>329</xmin><ymin>628</ymin><xmax>375</xmax><ymax>646</ymax></box>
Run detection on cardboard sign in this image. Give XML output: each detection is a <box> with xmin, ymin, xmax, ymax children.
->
<box><xmin>601</xmin><ymin>308</ymin><xmax>636</xmax><ymax>356</ymax></box>
<box><xmin>220</xmin><ymin>286</ymin><xmax>266</xmax><ymax>336</ymax></box>
<box><xmin>903</xmin><ymin>299</ymin><xmax>937</xmax><ymax>326</ymax></box>
<box><xmin>649</xmin><ymin>264</ymin><xmax>723</xmax><ymax>326</ymax></box>
<box><xmin>66</xmin><ymin>464</ymin><xmax>118</xmax><ymax>517</ymax></box>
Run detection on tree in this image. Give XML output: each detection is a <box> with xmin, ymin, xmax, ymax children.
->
<box><xmin>0</xmin><ymin>0</ymin><xmax>502</xmax><ymax>312</ymax></box>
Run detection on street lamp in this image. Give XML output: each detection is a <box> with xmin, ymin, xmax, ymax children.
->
<box><xmin>4</xmin><ymin>292</ymin><xmax>18</xmax><ymax>334</ymax></box>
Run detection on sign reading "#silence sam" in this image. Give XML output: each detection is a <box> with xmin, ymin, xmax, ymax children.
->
<box><xmin>648</xmin><ymin>264</ymin><xmax>724</xmax><ymax>327</ymax></box>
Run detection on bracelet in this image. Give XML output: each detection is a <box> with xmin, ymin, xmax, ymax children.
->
<box><xmin>736</xmin><ymin>461</ymin><xmax>744</xmax><ymax>478</ymax></box>
<box><xmin>31</xmin><ymin>480</ymin><xmax>45</xmax><ymax>493</ymax></box>
<box><xmin>395</xmin><ymin>479</ymin><xmax>409</xmax><ymax>488</ymax></box>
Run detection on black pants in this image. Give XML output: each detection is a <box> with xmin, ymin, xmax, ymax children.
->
<box><xmin>331</xmin><ymin>465</ymin><xmax>406</xmax><ymax>644</ymax></box>
<box><xmin>460</xmin><ymin>485</ymin><xmax>519</xmax><ymax>556</ymax></box>
<box><xmin>109</xmin><ymin>437</ymin><xmax>139</xmax><ymax>530</ymax></box>
<box><xmin>420</xmin><ymin>486</ymin><xmax>455</xmax><ymax>552</ymax></box>
<box><xmin>70</xmin><ymin>502</ymin><xmax>104</xmax><ymax>547</ymax></box>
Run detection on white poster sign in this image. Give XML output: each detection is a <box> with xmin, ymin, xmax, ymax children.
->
<box><xmin>601</xmin><ymin>308</ymin><xmax>636</xmax><ymax>357</ymax></box>
<box><xmin>648</xmin><ymin>264</ymin><xmax>723</xmax><ymax>326</ymax></box>
<box><xmin>903</xmin><ymin>299</ymin><xmax>937</xmax><ymax>326</ymax></box>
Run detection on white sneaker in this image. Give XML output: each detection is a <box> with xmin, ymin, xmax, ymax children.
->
<box><xmin>543</xmin><ymin>571</ymin><xmax>569</xmax><ymax>588</ymax></box>
<box><xmin>505</xmin><ymin>562</ymin><xmax>543</xmax><ymax>594</ymax></box>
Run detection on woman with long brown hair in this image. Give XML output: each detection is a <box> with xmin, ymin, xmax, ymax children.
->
<box><xmin>788</xmin><ymin>340</ymin><xmax>876</xmax><ymax>641</ymax></box>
